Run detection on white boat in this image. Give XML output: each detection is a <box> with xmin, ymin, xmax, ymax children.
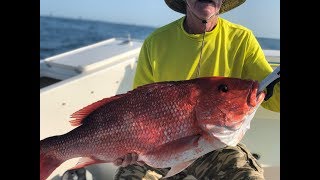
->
<box><xmin>40</xmin><ymin>37</ymin><xmax>280</xmax><ymax>180</ymax></box>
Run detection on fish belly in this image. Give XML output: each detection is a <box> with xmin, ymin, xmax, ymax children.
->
<box><xmin>139</xmin><ymin>135</ymin><xmax>226</xmax><ymax>168</ymax></box>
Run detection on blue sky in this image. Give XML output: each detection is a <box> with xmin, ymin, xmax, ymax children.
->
<box><xmin>40</xmin><ymin>0</ymin><xmax>279</xmax><ymax>39</ymax></box>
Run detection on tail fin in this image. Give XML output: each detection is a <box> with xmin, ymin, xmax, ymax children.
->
<box><xmin>40</xmin><ymin>137</ymin><xmax>64</xmax><ymax>180</ymax></box>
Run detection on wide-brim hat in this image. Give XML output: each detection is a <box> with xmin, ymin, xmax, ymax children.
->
<box><xmin>164</xmin><ymin>0</ymin><xmax>246</xmax><ymax>14</ymax></box>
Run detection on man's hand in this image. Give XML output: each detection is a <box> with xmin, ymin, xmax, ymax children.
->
<box><xmin>113</xmin><ymin>152</ymin><xmax>145</xmax><ymax>167</ymax></box>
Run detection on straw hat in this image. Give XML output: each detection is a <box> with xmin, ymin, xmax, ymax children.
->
<box><xmin>164</xmin><ymin>0</ymin><xmax>246</xmax><ymax>14</ymax></box>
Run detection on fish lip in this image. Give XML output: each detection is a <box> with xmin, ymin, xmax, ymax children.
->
<box><xmin>248</xmin><ymin>81</ymin><xmax>264</xmax><ymax>107</ymax></box>
<box><xmin>224</xmin><ymin>81</ymin><xmax>262</xmax><ymax>131</ymax></box>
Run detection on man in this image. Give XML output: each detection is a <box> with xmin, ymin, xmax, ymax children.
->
<box><xmin>114</xmin><ymin>0</ymin><xmax>280</xmax><ymax>179</ymax></box>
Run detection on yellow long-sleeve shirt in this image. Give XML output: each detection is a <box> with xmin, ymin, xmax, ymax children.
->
<box><xmin>133</xmin><ymin>16</ymin><xmax>279</xmax><ymax>112</ymax></box>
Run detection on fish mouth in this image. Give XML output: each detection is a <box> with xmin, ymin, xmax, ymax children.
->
<box><xmin>222</xmin><ymin>81</ymin><xmax>264</xmax><ymax>131</ymax></box>
<box><xmin>248</xmin><ymin>81</ymin><xmax>265</xmax><ymax>108</ymax></box>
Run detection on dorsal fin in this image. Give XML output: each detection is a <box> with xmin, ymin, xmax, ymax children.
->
<box><xmin>69</xmin><ymin>94</ymin><xmax>126</xmax><ymax>126</ymax></box>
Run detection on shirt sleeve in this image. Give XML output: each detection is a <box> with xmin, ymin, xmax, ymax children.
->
<box><xmin>133</xmin><ymin>39</ymin><xmax>155</xmax><ymax>89</ymax></box>
<box><xmin>242</xmin><ymin>31</ymin><xmax>280</xmax><ymax>112</ymax></box>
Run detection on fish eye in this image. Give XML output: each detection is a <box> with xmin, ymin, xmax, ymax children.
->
<box><xmin>218</xmin><ymin>84</ymin><xmax>228</xmax><ymax>92</ymax></box>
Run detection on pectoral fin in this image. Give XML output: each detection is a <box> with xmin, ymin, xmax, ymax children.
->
<box><xmin>70</xmin><ymin>157</ymin><xmax>105</xmax><ymax>170</ymax></box>
<box><xmin>163</xmin><ymin>159</ymin><xmax>196</xmax><ymax>178</ymax></box>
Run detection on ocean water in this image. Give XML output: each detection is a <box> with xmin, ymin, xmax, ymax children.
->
<box><xmin>40</xmin><ymin>16</ymin><xmax>280</xmax><ymax>60</ymax></box>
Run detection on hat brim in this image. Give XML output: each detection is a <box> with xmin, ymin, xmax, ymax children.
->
<box><xmin>164</xmin><ymin>0</ymin><xmax>246</xmax><ymax>14</ymax></box>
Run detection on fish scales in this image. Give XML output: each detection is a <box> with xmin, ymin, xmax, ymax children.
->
<box><xmin>40</xmin><ymin>77</ymin><xmax>265</xmax><ymax>180</ymax></box>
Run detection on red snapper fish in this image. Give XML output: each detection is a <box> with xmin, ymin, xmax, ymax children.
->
<box><xmin>40</xmin><ymin>76</ymin><xmax>265</xmax><ymax>180</ymax></box>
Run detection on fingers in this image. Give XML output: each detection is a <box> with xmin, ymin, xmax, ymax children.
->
<box><xmin>113</xmin><ymin>158</ymin><xmax>124</xmax><ymax>166</ymax></box>
<box><xmin>113</xmin><ymin>153</ymin><xmax>143</xmax><ymax>167</ymax></box>
<box><xmin>131</xmin><ymin>152</ymin><xmax>138</xmax><ymax>162</ymax></box>
<box><xmin>136</xmin><ymin>161</ymin><xmax>145</xmax><ymax>166</ymax></box>
<box><xmin>121</xmin><ymin>153</ymin><xmax>133</xmax><ymax>167</ymax></box>
<box><xmin>131</xmin><ymin>153</ymin><xmax>145</xmax><ymax>166</ymax></box>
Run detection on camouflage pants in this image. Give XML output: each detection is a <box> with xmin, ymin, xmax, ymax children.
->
<box><xmin>114</xmin><ymin>143</ymin><xmax>264</xmax><ymax>180</ymax></box>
